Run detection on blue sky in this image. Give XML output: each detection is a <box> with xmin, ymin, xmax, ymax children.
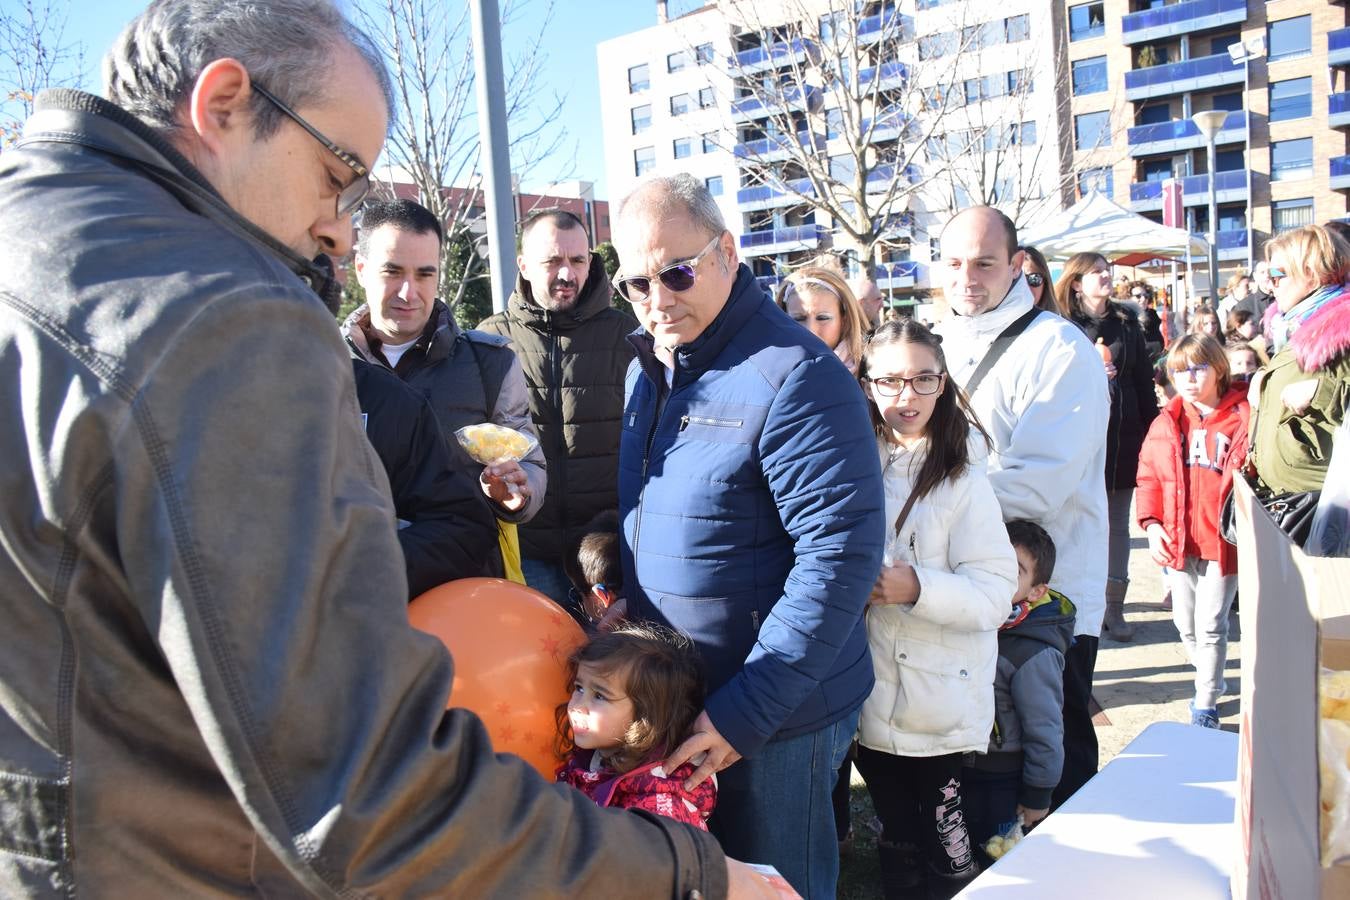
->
<box><xmin>53</xmin><ymin>0</ymin><xmax>660</xmax><ymax>198</ymax></box>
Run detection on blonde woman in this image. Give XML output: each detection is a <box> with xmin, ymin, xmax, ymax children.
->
<box><xmin>777</xmin><ymin>266</ymin><xmax>868</xmax><ymax>375</ymax></box>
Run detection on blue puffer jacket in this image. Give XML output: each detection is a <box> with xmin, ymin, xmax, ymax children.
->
<box><xmin>619</xmin><ymin>266</ymin><xmax>885</xmax><ymax>757</ymax></box>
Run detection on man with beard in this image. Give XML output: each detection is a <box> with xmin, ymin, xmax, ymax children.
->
<box><xmin>478</xmin><ymin>209</ymin><xmax>637</xmax><ymax>617</ymax></box>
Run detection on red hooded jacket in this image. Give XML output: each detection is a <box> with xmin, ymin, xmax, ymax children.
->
<box><xmin>1135</xmin><ymin>386</ymin><xmax>1250</xmax><ymax>576</ymax></box>
<box><xmin>556</xmin><ymin>749</ymin><xmax>717</xmax><ymax>831</ymax></box>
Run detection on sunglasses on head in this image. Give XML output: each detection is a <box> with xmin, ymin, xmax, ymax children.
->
<box><xmin>1025</xmin><ymin>273</ymin><xmax>1044</xmax><ymax>288</ymax></box>
<box><xmin>615</xmin><ymin>234</ymin><xmax>723</xmax><ymax>304</ymax></box>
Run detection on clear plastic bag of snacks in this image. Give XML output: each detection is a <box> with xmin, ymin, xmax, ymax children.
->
<box><xmin>984</xmin><ymin>812</ymin><xmax>1026</xmax><ymax>861</ymax></box>
<box><xmin>1321</xmin><ymin>668</ymin><xmax>1350</xmax><ymax>864</ymax></box>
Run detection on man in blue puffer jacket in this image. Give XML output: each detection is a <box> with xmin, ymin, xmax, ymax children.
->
<box><xmin>613</xmin><ymin>174</ymin><xmax>885</xmax><ymax>900</ymax></box>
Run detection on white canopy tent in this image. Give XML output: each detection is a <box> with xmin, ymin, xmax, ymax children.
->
<box><xmin>1019</xmin><ymin>191</ymin><xmax>1208</xmax><ymax>265</ymax></box>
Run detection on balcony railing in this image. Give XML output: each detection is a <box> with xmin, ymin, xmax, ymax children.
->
<box><xmin>858</xmin><ymin>8</ymin><xmax>911</xmax><ymax>41</ymax></box>
<box><xmin>1332</xmin><ymin>28</ymin><xmax>1350</xmax><ymax>68</ymax></box>
<box><xmin>1216</xmin><ymin>230</ymin><xmax>1248</xmax><ymax>251</ymax></box>
<box><xmin>858</xmin><ymin>60</ymin><xmax>908</xmax><ymax>89</ymax></box>
<box><xmin>731</xmin><ymin>85</ymin><xmax>822</xmax><ymax>120</ymax></box>
<box><xmin>1332</xmin><ymin>155</ymin><xmax>1350</xmax><ymax>190</ymax></box>
<box><xmin>1128</xmin><ymin>169</ymin><xmax>1247</xmax><ymax>203</ymax></box>
<box><xmin>734</xmin><ymin>37</ymin><xmax>815</xmax><ymax>73</ymax></box>
<box><xmin>735</xmin><ymin>177</ymin><xmax>816</xmax><ymax>206</ymax></box>
<box><xmin>1333</xmin><ymin>92</ymin><xmax>1350</xmax><ymax>129</ymax></box>
<box><xmin>1126</xmin><ymin>110</ymin><xmax>1246</xmax><ymax>155</ymax></box>
<box><xmin>738</xmin><ymin>224</ymin><xmax>825</xmax><ymax>249</ymax></box>
<box><xmin>1124</xmin><ymin>52</ymin><xmax>1243</xmax><ymax>101</ymax></box>
<box><xmin>734</xmin><ymin>132</ymin><xmax>827</xmax><ymax>160</ymax></box>
<box><xmin>1122</xmin><ymin>0</ymin><xmax>1247</xmax><ymax>46</ymax></box>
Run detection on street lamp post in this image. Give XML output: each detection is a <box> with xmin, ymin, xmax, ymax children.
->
<box><xmin>1192</xmin><ymin>109</ymin><xmax>1227</xmax><ymax>303</ymax></box>
<box><xmin>1228</xmin><ymin>37</ymin><xmax>1267</xmax><ymax>272</ymax></box>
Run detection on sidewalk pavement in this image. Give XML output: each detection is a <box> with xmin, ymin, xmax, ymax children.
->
<box><xmin>1093</xmin><ymin>510</ymin><xmax>1241</xmax><ymax>764</ymax></box>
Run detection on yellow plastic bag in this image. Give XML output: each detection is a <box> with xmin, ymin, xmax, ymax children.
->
<box><xmin>497</xmin><ymin>520</ymin><xmax>525</xmax><ymax>585</ymax></box>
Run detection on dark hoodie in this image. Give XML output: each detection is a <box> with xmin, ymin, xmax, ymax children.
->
<box><xmin>969</xmin><ymin>590</ymin><xmax>1077</xmax><ymax>811</ymax></box>
<box><xmin>477</xmin><ymin>255</ymin><xmax>638</xmax><ymax>562</ymax></box>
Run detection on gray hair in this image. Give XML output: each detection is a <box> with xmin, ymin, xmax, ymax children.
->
<box><xmin>103</xmin><ymin>0</ymin><xmax>394</xmax><ymax>140</ymax></box>
<box><xmin>617</xmin><ymin>172</ymin><xmax>728</xmax><ymax>241</ymax></box>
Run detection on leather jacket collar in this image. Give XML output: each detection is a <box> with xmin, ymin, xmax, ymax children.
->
<box><xmin>22</xmin><ymin>89</ymin><xmax>343</xmax><ymax>311</ymax></box>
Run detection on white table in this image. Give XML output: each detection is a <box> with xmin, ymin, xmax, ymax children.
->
<box><xmin>958</xmin><ymin>721</ymin><xmax>1238</xmax><ymax>898</ymax></box>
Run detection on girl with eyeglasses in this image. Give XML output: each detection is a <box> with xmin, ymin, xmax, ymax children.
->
<box><xmin>1135</xmin><ymin>335</ymin><xmax>1249</xmax><ymax>728</ymax></box>
<box><xmin>1250</xmin><ymin>224</ymin><xmax>1350</xmax><ymax>505</ymax></box>
<box><xmin>1054</xmin><ymin>253</ymin><xmax>1160</xmax><ymax>642</ymax></box>
<box><xmin>853</xmin><ymin>320</ymin><xmax>1017</xmax><ymax>899</ymax></box>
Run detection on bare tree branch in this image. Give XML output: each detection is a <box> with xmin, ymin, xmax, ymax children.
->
<box><xmin>0</xmin><ymin>0</ymin><xmax>84</xmax><ymax>147</ymax></box>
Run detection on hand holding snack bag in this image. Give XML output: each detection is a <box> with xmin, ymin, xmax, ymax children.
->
<box><xmin>455</xmin><ymin>423</ymin><xmax>538</xmax><ymax>511</ymax></box>
<box><xmin>984</xmin><ymin>812</ymin><xmax>1027</xmax><ymax>861</ymax></box>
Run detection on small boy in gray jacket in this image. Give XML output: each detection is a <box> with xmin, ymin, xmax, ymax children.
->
<box><xmin>963</xmin><ymin>520</ymin><xmax>1077</xmax><ymax>862</ymax></box>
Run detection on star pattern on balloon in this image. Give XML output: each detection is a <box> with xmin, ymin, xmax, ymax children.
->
<box><xmin>495</xmin><ymin>701</ymin><xmax>512</xmax><ymax>717</ymax></box>
<box><xmin>539</xmin><ymin>635</ymin><xmax>562</xmax><ymax>659</ymax></box>
<box><xmin>499</xmin><ymin>724</ymin><xmax>517</xmax><ymax>742</ymax></box>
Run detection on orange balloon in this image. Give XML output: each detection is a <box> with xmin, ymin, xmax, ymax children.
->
<box><xmin>408</xmin><ymin>578</ymin><xmax>585</xmax><ymax>777</ymax></box>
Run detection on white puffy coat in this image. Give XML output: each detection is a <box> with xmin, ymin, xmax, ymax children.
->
<box><xmin>935</xmin><ymin>279</ymin><xmax>1110</xmax><ymax>638</ymax></box>
<box><xmin>857</xmin><ymin>437</ymin><xmax>1019</xmax><ymax>758</ymax></box>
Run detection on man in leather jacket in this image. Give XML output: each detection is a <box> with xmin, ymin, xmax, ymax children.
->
<box><xmin>0</xmin><ymin>1</ymin><xmax>744</xmax><ymax>896</ymax></box>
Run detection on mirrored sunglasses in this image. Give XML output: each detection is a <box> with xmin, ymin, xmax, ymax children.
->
<box><xmin>1024</xmin><ymin>273</ymin><xmax>1044</xmax><ymax>288</ymax></box>
<box><xmin>615</xmin><ymin>234</ymin><xmax>722</xmax><ymax>304</ymax></box>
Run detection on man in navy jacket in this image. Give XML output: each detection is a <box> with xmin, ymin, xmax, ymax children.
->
<box><xmin>613</xmin><ymin>174</ymin><xmax>885</xmax><ymax>899</ymax></box>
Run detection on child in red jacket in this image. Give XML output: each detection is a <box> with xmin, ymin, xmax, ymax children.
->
<box><xmin>555</xmin><ymin>623</ymin><xmax>716</xmax><ymax>830</ymax></box>
<box><xmin>1136</xmin><ymin>334</ymin><xmax>1250</xmax><ymax>729</ymax></box>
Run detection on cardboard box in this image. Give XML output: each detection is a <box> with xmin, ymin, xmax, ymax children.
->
<box><xmin>1232</xmin><ymin>478</ymin><xmax>1350</xmax><ymax>900</ymax></box>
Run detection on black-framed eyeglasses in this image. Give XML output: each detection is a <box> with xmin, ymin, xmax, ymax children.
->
<box><xmin>251</xmin><ymin>83</ymin><xmax>371</xmax><ymax>219</ymax></box>
<box><xmin>1025</xmin><ymin>273</ymin><xmax>1044</xmax><ymax>288</ymax></box>
<box><xmin>863</xmin><ymin>373</ymin><xmax>945</xmax><ymax>397</ymax></box>
<box><xmin>615</xmin><ymin>234</ymin><xmax>723</xmax><ymax>304</ymax></box>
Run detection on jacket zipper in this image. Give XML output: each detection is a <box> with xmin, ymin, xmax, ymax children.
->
<box><xmin>548</xmin><ymin>318</ymin><xmax>566</xmax><ymax>547</ymax></box>
<box><xmin>632</xmin><ymin>360</ymin><xmax>675</xmax><ymax>566</ymax></box>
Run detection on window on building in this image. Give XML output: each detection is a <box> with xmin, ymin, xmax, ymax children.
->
<box><xmin>1005</xmin><ymin>14</ymin><xmax>1029</xmax><ymax>43</ymax></box>
<box><xmin>1215</xmin><ymin>148</ymin><xmax>1244</xmax><ymax>172</ymax></box>
<box><xmin>631</xmin><ymin>104</ymin><xmax>652</xmax><ymax>135</ymax></box>
<box><xmin>628</xmin><ymin>64</ymin><xmax>649</xmax><ymax>93</ymax></box>
<box><xmin>1019</xmin><ymin>121</ymin><xmax>1037</xmax><ymax>145</ymax></box>
<box><xmin>706</xmin><ymin>175</ymin><xmax>723</xmax><ymax>197</ymax></box>
<box><xmin>698</xmin><ymin>87</ymin><xmax>716</xmax><ymax>109</ymax></box>
<box><xmin>1074</xmin><ymin>110</ymin><xmax>1110</xmax><ymax>151</ymax></box>
<box><xmin>1210</xmin><ymin>91</ymin><xmax>1243</xmax><ymax>112</ymax></box>
<box><xmin>667</xmin><ymin>51</ymin><xmax>689</xmax><ymax>73</ymax></box>
<box><xmin>1267</xmin><ymin>16</ymin><xmax>1311</xmax><ymax>62</ymax></box>
<box><xmin>634</xmin><ymin>146</ymin><xmax>656</xmax><ymax>177</ymax></box>
<box><xmin>1136</xmin><ymin>103</ymin><xmax>1171</xmax><ymax>126</ymax></box>
<box><xmin>918</xmin><ymin>32</ymin><xmax>956</xmax><ymax>60</ymax></box>
<box><xmin>695</xmin><ymin>43</ymin><xmax>714</xmax><ymax>65</ymax></box>
<box><xmin>1271</xmin><ymin>138</ymin><xmax>1313</xmax><ymax>182</ymax></box>
<box><xmin>1072</xmin><ymin>56</ymin><xmax>1107</xmax><ymax>95</ymax></box>
<box><xmin>1078</xmin><ymin>167</ymin><xmax>1113</xmax><ymax>198</ymax></box>
<box><xmin>1068</xmin><ymin>3</ymin><xmax>1105</xmax><ymax>42</ymax></box>
<box><xmin>670</xmin><ymin>93</ymin><xmax>692</xmax><ymax>116</ymax></box>
<box><xmin>1210</xmin><ymin>33</ymin><xmax>1240</xmax><ymax>57</ymax></box>
<box><xmin>673</xmin><ymin>137</ymin><xmax>692</xmax><ymax>160</ymax></box>
<box><xmin>1007</xmin><ymin>68</ymin><xmax>1032</xmax><ymax>94</ymax></box>
<box><xmin>1272</xmin><ymin>198</ymin><xmax>1314</xmax><ymax>233</ymax></box>
<box><xmin>702</xmin><ymin>132</ymin><xmax>717</xmax><ymax>154</ymax></box>
<box><xmin>1269</xmin><ymin>77</ymin><xmax>1312</xmax><ymax>122</ymax></box>
<box><xmin>1141</xmin><ymin>158</ymin><xmax>1174</xmax><ymax>182</ymax></box>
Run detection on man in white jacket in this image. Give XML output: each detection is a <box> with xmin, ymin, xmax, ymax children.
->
<box><xmin>933</xmin><ymin>206</ymin><xmax>1110</xmax><ymax>807</ymax></box>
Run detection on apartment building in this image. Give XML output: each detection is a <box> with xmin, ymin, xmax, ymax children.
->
<box><xmin>1065</xmin><ymin>0</ymin><xmax>1350</xmax><ymax>291</ymax></box>
<box><xmin>597</xmin><ymin>1</ymin><xmax>1073</xmax><ymax>301</ymax></box>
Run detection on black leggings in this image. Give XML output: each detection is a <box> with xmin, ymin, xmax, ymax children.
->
<box><xmin>854</xmin><ymin>746</ymin><xmax>976</xmax><ymax>878</ymax></box>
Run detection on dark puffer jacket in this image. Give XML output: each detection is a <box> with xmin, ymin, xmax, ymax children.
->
<box><xmin>344</xmin><ymin>300</ymin><xmax>546</xmax><ymax>524</ymax></box>
<box><xmin>1070</xmin><ymin>302</ymin><xmax>1159</xmax><ymax>490</ymax></box>
<box><xmin>619</xmin><ymin>266</ymin><xmax>884</xmax><ymax>757</ymax></box>
<box><xmin>351</xmin><ymin>358</ymin><xmax>498</xmax><ymax>596</ymax></box>
<box><xmin>478</xmin><ymin>257</ymin><xmax>637</xmax><ymax>562</ymax></box>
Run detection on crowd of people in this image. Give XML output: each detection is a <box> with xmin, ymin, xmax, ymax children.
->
<box><xmin>2</xmin><ymin>1</ymin><xmax>1349</xmax><ymax>899</ymax></box>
